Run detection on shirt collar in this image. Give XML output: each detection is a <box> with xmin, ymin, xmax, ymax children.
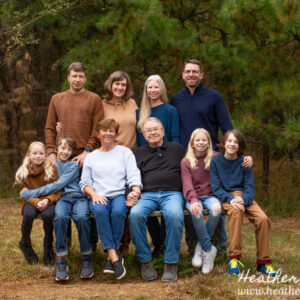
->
<box><xmin>184</xmin><ymin>83</ymin><xmax>203</xmax><ymax>95</ymax></box>
<box><xmin>146</xmin><ymin>141</ymin><xmax>167</xmax><ymax>153</ymax></box>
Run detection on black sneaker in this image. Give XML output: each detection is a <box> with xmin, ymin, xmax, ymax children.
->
<box><xmin>55</xmin><ymin>258</ymin><xmax>69</xmax><ymax>281</ymax></box>
<box><xmin>103</xmin><ymin>260</ymin><xmax>115</xmax><ymax>274</ymax></box>
<box><xmin>80</xmin><ymin>256</ymin><xmax>93</xmax><ymax>279</ymax></box>
<box><xmin>140</xmin><ymin>262</ymin><xmax>157</xmax><ymax>281</ymax></box>
<box><xmin>19</xmin><ymin>240</ymin><xmax>39</xmax><ymax>265</ymax></box>
<box><xmin>43</xmin><ymin>244</ymin><xmax>54</xmax><ymax>265</ymax></box>
<box><xmin>112</xmin><ymin>257</ymin><xmax>126</xmax><ymax>280</ymax></box>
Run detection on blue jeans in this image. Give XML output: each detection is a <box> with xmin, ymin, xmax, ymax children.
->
<box><xmin>54</xmin><ymin>194</ymin><xmax>91</xmax><ymax>256</ymax></box>
<box><xmin>129</xmin><ymin>191</ymin><xmax>184</xmax><ymax>264</ymax></box>
<box><xmin>89</xmin><ymin>195</ymin><xmax>128</xmax><ymax>250</ymax></box>
<box><xmin>186</xmin><ymin>196</ymin><xmax>221</xmax><ymax>252</ymax></box>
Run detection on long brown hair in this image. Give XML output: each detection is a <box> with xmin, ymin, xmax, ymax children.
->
<box><xmin>103</xmin><ymin>71</ymin><xmax>134</xmax><ymax>101</ymax></box>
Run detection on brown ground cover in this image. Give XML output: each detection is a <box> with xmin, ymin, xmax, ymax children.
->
<box><xmin>1</xmin><ymin>198</ymin><xmax>299</xmax><ymax>300</ymax></box>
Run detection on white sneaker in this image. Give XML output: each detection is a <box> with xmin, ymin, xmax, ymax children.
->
<box><xmin>202</xmin><ymin>245</ymin><xmax>217</xmax><ymax>274</ymax></box>
<box><xmin>192</xmin><ymin>242</ymin><xmax>203</xmax><ymax>268</ymax></box>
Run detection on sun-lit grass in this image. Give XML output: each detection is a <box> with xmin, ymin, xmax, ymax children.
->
<box><xmin>0</xmin><ymin>197</ymin><xmax>299</xmax><ymax>299</ymax></box>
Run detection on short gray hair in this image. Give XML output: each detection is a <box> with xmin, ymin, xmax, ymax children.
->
<box><xmin>142</xmin><ymin>117</ymin><xmax>164</xmax><ymax>132</ymax></box>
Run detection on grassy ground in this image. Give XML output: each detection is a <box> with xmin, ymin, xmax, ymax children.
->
<box><xmin>0</xmin><ymin>197</ymin><xmax>299</xmax><ymax>300</ymax></box>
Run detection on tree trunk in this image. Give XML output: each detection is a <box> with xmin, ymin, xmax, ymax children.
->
<box><xmin>5</xmin><ymin>104</ymin><xmax>21</xmax><ymax>173</ymax></box>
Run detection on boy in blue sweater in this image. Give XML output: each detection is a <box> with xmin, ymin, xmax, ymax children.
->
<box><xmin>210</xmin><ymin>129</ymin><xmax>278</xmax><ymax>277</ymax></box>
<box><xmin>21</xmin><ymin>137</ymin><xmax>93</xmax><ymax>281</ymax></box>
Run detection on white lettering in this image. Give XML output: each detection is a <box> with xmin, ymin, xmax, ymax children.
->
<box><xmin>237</xmin><ymin>268</ymin><xmax>299</xmax><ymax>284</ymax></box>
<box><xmin>238</xmin><ymin>269</ymin><xmax>252</xmax><ymax>283</ymax></box>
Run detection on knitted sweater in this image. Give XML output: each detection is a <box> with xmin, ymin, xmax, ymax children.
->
<box><xmin>20</xmin><ymin>164</ymin><xmax>61</xmax><ymax>214</ymax></box>
<box><xmin>80</xmin><ymin>145</ymin><xmax>142</xmax><ymax>198</ymax></box>
<box><xmin>45</xmin><ymin>90</ymin><xmax>104</xmax><ymax>155</ymax></box>
<box><xmin>102</xmin><ymin>98</ymin><xmax>138</xmax><ymax>150</ymax></box>
<box><xmin>181</xmin><ymin>153</ymin><xmax>218</xmax><ymax>204</ymax></box>
<box><xmin>210</xmin><ymin>154</ymin><xmax>255</xmax><ymax>206</ymax></box>
<box><xmin>170</xmin><ymin>84</ymin><xmax>232</xmax><ymax>150</ymax></box>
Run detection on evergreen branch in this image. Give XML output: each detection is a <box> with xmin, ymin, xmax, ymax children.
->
<box><xmin>2</xmin><ymin>1</ymin><xmax>80</xmax><ymax>34</ymax></box>
<box><xmin>188</xmin><ymin>9</ymin><xmax>208</xmax><ymax>18</ymax></box>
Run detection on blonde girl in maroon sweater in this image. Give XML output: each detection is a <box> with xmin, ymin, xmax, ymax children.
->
<box><xmin>181</xmin><ymin>128</ymin><xmax>221</xmax><ymax>274</ymax></box>
<box><xmin>15</xmin><ymin>142</ymin><xmax>61</xmax><ymax>265</ymax></box>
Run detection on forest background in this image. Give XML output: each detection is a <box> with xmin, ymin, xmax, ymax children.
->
<box><xmin>0</xmin><ymin>0</ymin><xmax>299</xmax><ymax>217</ymax></box>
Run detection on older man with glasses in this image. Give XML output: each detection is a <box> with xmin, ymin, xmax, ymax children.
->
<box><xmin>129</xmin><ymin>117</ymin><xmax>185</xmax><ymax>283</ymax></box>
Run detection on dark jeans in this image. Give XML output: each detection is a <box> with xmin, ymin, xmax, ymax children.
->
<box><xmin>21</xmin><ymin>203</ymin><xmax>55</xmax><ymax>246</ymax></box>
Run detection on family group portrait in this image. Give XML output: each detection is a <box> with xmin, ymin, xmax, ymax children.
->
<box><xmin>0</xmin><ymin>0</ymin><xmax>299</xmax><ymax>299</ymax></box>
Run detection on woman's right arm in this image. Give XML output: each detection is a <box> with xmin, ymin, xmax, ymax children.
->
<box><xmin>80</xmin><ymin>155</ymin><xmax>107</xmax><ymax>206</ymax></box>
<box><xmin>84</xmin><ymin>185</ymin><xmax>107</xmax><ymax>205</ymax></box>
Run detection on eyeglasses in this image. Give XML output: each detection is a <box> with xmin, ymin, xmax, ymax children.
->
<box><xmin>144</xmin><ymin>127</ymin><xmax>162</xmax><ymax>134</ymax></box>
<box><xmin>183</xmin><ymin>70</ymin><xmax>200</xmax><ymax>74</ymax></box>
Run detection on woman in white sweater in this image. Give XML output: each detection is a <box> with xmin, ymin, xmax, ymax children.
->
<box><xmin>80</xmin><ymin>118</ymin><xmax>142</xmax><ymax>280</ymax></box>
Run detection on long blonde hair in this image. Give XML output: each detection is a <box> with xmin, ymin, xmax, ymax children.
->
<box><xmin>184</xmin><ymin>128</ymin><xmax>214</xmax><ymax>170</ymax></box>
<box><xmin>137</xmin><ymin>75</ymin><xmax>168</xmax><ymax>130</ymax></box>
<box><xmin>15</xmin><ymin>142</ymin><xmax>56</xmax><ymax>184</ymax></box>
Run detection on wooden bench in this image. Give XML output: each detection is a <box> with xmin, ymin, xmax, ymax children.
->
<box><xmin>150</xmin><ymin>209</ymin><xmax>208</xmax><ymax>217</ymax></box>
<box><xmin>35</xmin><ymin>209</ymin><xmax>213</xmax><ymax>219</ymax></box>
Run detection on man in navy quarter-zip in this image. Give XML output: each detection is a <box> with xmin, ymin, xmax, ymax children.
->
<box><xmin>170</xmin><ymin>59</ymin><xmax>232</xmax><ymax>150</ymax></box>
<box><xmin>170</xmin><ymin>59</ymin><xmax>233</xmax><ymax>256</ymax></box>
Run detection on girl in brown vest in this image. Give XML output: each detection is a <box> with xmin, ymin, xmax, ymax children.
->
<box><xmin>15</xmin><ymin>142</ymin><xmax>61</xmax><ymax>265</ymax></box>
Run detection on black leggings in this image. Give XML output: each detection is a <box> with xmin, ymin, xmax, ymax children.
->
<box><xmin>21</xmin><ymin>203</ymin><xmax>55</xmax><ymax>245</ymax></box>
